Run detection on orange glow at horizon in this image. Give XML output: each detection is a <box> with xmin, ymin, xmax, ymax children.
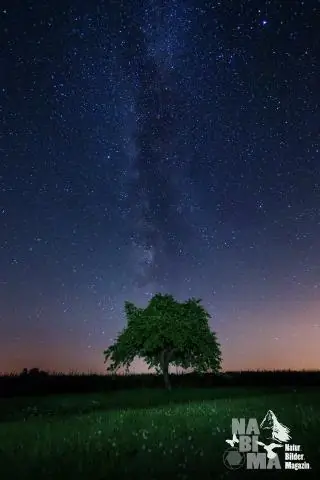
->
<box><xmin>1</xmin><ymin>302</ymin><xmax>319</xmax><ymax>375</ymax></box>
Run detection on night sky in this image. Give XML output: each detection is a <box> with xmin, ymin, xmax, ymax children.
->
<box><xmin>1</xmin><ymin>0</ymin><xmax>319</xmax><ymax>375</ymax></box>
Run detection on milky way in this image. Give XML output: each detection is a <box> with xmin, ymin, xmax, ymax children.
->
<box><xmin>120</xmin><ymin>1</ymin><xmax>194</xmax><ymax>287</ymax></box>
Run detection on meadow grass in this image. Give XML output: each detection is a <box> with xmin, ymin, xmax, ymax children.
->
<box><xmin>0</xmin><ymin>387</ymin><xmax>319</xmax><ymax>479</ymax></box>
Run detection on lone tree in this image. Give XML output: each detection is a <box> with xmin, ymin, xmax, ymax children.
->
<box><xmin>103</xmin><ymin>293</ymin><xmax>222</xmax><ymax>390</ymax></box>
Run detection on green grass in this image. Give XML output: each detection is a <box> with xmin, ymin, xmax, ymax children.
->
<box><xmin>0</xmin><ymin>387</ymin><xmax>319</xmax><ymax>479</ymax></box>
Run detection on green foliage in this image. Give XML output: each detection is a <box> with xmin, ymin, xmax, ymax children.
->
<box><xmin>104</xmin><ymin>293</ymin><xmax>222</xmax><ymax>376</ymax></box>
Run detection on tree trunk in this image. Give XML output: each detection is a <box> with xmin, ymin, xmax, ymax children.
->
<box><xmin>161</xmin><ymin>350</ymin><xmax>172</xmax><ymax>391</ymax></box>
<box><xmin>163</xmin><ymin>361</ymin><xmax>171</xmax><ymax>391</ymax></box>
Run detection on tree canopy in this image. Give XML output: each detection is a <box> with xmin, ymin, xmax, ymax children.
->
<box><xmin>103</xmin><ymin>293</ymin><xmax>222</xmax><ymax>389</ymax></box>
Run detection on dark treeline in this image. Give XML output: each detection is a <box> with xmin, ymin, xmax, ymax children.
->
<box><xmin>0</xmin><ymin>369</ymin><xmax>319</xmax><ymax>397</ymax></box>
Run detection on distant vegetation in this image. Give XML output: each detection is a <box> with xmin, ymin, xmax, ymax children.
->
<box><xmin>0</xmin><ymin>369</ymin><xmax>319</xmax><ymax>398</ymax></box>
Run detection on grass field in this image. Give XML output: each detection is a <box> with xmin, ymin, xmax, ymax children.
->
<box><xmin>0</xmin><ymin>386</ymin><xmax>319</xmax><ymax>479</ymax></box>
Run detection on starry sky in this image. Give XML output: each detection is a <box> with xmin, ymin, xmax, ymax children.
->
<box><xmin>1</xmin><ymin>0</ymin><xmax>319</xmax><ymax>375</ymax></box>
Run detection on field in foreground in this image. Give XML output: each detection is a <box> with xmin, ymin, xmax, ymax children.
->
<box><xmin>0</xmin><ymin>387</ymin><xmax>319</xmax><ymax>479</ymax></box>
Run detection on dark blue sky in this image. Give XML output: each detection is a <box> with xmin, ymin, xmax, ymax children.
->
<box><xmin>0</xmin><ymin>0</ymin><xmax>319</xmax><ymax>373</ymax></box>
